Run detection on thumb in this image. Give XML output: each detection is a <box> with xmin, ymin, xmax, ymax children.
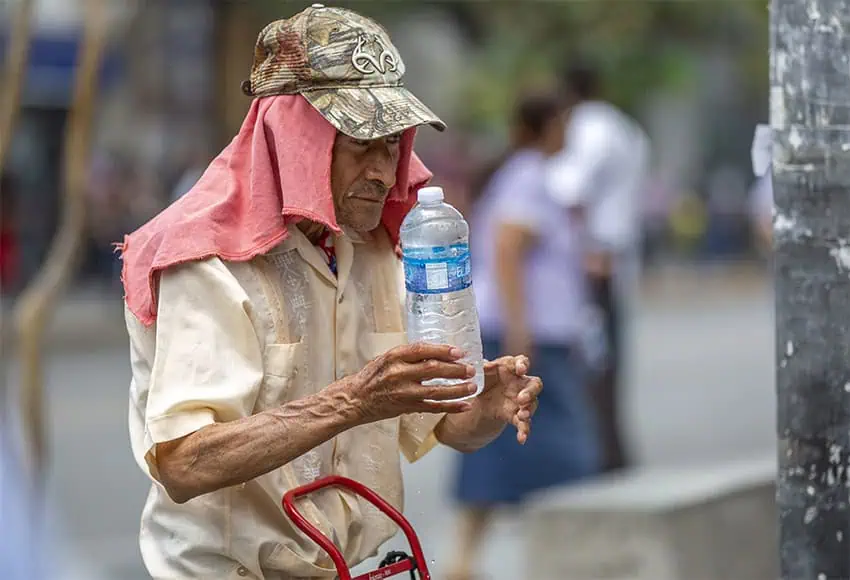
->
<box><xmin>484</xmin><ymin>356</ymin><xmax>512</xmax><ymax>375</ymax></box>
<box><xmin>490</xmin><ymin>355</ymin><xmax>529</xmax><ymax>376</ymax></box>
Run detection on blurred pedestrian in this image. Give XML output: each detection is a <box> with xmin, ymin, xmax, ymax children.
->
<box><xmin>703</xmin><ymin>165</ymin><xmax>750</xmax><ymax>260</ymax></box>
<box><xmin>446</xmin><ymin>92</ymin><xmax>600</xmax><ymax>580</ymax></box>
<box><xmin>546</xmin><ymin>61</ymin><xmax>650</xmax><ymax>472</ymax></box>
<box><xmin>750</xmin><ymin>171</ymin><xmax>773</xmax><ymax>254</ymax></box>
<box><xmin>120</xmin><ymin>7</ymin><xmax>540</xmax><ymax>578</ymax></box>
<box><xmin>750</xmin><ymin>124</ymin><xmax>773</xmax><ymax>254</ymax></box>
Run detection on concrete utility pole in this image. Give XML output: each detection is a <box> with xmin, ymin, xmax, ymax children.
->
<box><xmin>772</xmin><ymin>0</ymin><xmax>850</xmax><ymax>577</ymax></box>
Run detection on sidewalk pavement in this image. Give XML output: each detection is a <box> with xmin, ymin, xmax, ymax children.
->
<box><xmin>1</xmin><ymin>262</ymin><xmax>771</xmax><ymax>354</ymax></box>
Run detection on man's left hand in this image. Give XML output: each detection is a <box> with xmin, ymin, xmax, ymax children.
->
<box><xmin>434</xmin><ymin>354</ymin><xmax>542</xmax><ymax>452</ymax></box>
<box><xmin>477</xmin><ymin>355</ymin><xmax>542</xmax><ymax>444</ymax></box>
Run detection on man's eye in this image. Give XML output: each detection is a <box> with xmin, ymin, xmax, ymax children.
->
<box><xmin>386</xmin><ymin>134</ymin><xmax>402</xmax><ymax>145</ymax></box>
<box><xmin>353</xmin><ymin>139</ymin><xmax>371</xmax><ymax>147</ymax></box>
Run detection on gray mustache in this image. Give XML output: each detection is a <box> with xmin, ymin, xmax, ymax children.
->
<box><xmin>350</xmin><ymin>182</ymin><xmax>389</xmax><ymax>200</ymax></box>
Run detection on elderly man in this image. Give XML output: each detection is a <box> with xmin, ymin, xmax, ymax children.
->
<box><xmin>121</xmin><ymin>6</ymin><xmax>541</xmax><ymax>579</ymax></box>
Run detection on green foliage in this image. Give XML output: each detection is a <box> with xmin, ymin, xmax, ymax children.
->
<box><xmin>458</xmin><ymin>1</ymin><xmax>767</xmax><ymax>120</ymax></box>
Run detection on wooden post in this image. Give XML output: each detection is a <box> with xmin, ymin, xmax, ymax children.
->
<box><xmin>13</xmin><ymin>0</ymin><xmax>108</xmax><ymax>479</ymax></box>
<box><xmin>0</xmin><ymin>0</ymin><xmax>34</xmax><ymax>442</ymax></box>
<box><xmin>0</xmin><ymin>0</ymin><xmax>34</xmax><ymax>170</ymax></box>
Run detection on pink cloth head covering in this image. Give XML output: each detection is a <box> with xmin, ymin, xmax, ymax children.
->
<box><xmin>119</xmin><ymin>95</ymin><xmax>431</xmax><ymax>326</ymax></box>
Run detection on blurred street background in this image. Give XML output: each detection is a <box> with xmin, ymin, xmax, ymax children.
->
<box><xmin>2</xmin><ymin>1</ymin><xmax>776</xmax><ymax>578</ymax></box>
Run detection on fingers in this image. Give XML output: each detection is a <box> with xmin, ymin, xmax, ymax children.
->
<box><xmin>513</xmin><ymin>413</ymin><xmax>531</xmax><ymax>445</ymax></box>
<box><xmin>483</xmin><ymin>357</ymin><xmax>506</xmax><ymax>375</ymax></box>
<box><xmin>514</xmin><ymin>355</ymin><xmax>530</xmax><ymax>376</ymax></box>
<box><xmin>400</xmin><ymin>359</ymin><xmax>475</xmax><ymax>383</ymax></box>
<box><xmin>484</xmin><ymin>355</ymin><xmax>531</xmax><ymax>377</ymax></box>
<box><xmin>515</xmin><ymin>376</ymin><xmax>542</xmax><ymax>407</ymax></box>
<box><xmin>412</xmin><ymin>380</ymin><xmax>477</xmax><ymax>414</ymax></box>
<box><xmin>418</xmin><ymin>381</ymin><xmax>478</xmax><ymax>402</ymax></box>
<box><xmin>484</xmin><ymin>356</ymin><xmax>511</xmax><ymax>374</ymax></box>
<box><xmin>512</xmin><ymin>376</ymin><xmax>541</xmax><ymax>445</ymax></box>
<box><xmin>418</xmin><ymin>399</ymin><xmax>473</xmax><ymax>415</ymax></box>
<box><xmin>393</xmin><ymin>342</ymin><xmax>465</xmax><ymax>364</ymax></box>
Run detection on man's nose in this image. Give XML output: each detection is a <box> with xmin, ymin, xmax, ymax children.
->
<box><xmin>364</xmin><ymin>147</ymin><xmax>397</xmax><ymax>190</ymax></box>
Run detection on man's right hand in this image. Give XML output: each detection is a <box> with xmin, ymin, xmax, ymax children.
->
<box><xmin>347</xmin><ymin>343</ymin><xmax>477</xmax><ymax>423</ymax></box>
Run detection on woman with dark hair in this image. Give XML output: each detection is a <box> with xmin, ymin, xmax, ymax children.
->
<box><xmin>446</xmin><ymin>92</ymin><xmax>601</xmax><ymax>580</ymax></box>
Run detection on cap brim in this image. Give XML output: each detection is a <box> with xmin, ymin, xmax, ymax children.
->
<box><xmin>302</xmin><ymin>85</ymin><xmax>446</xmax><ymax>140</ymax></box>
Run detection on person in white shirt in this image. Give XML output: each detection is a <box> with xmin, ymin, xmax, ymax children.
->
<box><xmin>750</xmin><ymin>170</ymin><xmax>773</xmax><ymax>253</ymax></box>
<box><xmin>546</xmin><ymin>62</ymin><xmax>650</xmax><ymax>472</ymax></box>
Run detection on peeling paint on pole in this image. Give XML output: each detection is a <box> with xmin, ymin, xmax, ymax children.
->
<box><xmin>773</xmin><ymin>0</ymin><xmax>850</xmax><ymax>577</ymax></box>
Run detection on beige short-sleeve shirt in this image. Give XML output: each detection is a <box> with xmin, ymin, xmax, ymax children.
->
<box><xmin>126</xmin><ymin>227</ymin><xmax>444</xmax><ymax>579</ymax></box>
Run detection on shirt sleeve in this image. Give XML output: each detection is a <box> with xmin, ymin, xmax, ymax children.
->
<box><xmin>134</xmin><ymin>258</ymin><xmax>264</xmax><ymax>475</ymax></box>
<box><xmin>545</xmin><ymin>118</ymin><xmax>610</xmax><ymax>208</ymax></box>
<box><xmin>489</xmin><ymin>158</ymin><xmax>548</xmax><ymax>232</ymax></box>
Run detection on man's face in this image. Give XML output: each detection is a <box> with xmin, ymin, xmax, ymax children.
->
<box><xmin>330</xmin><ymin>132</ymin><xmax>402</xmax><ymax>233</ymax></box>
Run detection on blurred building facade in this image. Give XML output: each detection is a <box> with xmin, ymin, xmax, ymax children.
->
<box><xmin>1</xmin><ymin>1</ymin><xmax>771</xmax><ymax>296</ymax></box>
<box><xmin>1</xmin><ymin>0</ymin><xmax>222</xmax><ymax>292</ymax></box>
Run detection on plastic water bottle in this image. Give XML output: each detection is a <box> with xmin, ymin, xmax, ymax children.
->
<box><xmin>400</xmin><ymin>186</ymin><xmax>484</xmax><ymax>399</ymax></box>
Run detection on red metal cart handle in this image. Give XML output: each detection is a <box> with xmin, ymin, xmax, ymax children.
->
<box><xmin>282</xmin><ymin>475</ymin><xmax>431</xmax><ymax>580</ymax></box>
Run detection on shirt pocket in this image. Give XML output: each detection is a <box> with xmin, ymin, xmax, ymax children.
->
<box><xmin>257</xmin><ymin>342</ymin><xmax>305</xmax><ymax>411</ymax></box>
<box><xmin>263</xmin><ymin>538</ymin><xmax>338</xmax><ymax>579</ymax></box>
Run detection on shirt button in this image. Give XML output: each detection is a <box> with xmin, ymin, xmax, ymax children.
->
<box><xmin>237</xmin><ymin>566</ymin><xmax>249</xmax><ymax>577</ymax></box>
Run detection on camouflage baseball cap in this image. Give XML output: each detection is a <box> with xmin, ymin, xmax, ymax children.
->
<box><xmin>243</xmin><ymin>4</ymin><xmax>446</xmax><ymax>140</ymax></box>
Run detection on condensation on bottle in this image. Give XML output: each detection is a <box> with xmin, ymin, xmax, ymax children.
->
<box><xmin>400</xmin><ymin>186</ymin><xmax>484</xmax><ymax>399</ymax></box>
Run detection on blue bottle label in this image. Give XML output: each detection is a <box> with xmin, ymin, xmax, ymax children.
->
<box><xmin>403</xmin><ymin>243</ymin><xmax>472</xmax><ymax>294</ymax></box>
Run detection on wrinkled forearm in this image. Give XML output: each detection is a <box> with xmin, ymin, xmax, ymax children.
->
<box><xmin>434</xmin><ymin>407</ymin><xmax>506</xmax><ymax>453</ymax></box>
<box><xmin>156</xmin><ymin>381</ymin><xmax>361</xmax><ymax>503</ymax></box>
